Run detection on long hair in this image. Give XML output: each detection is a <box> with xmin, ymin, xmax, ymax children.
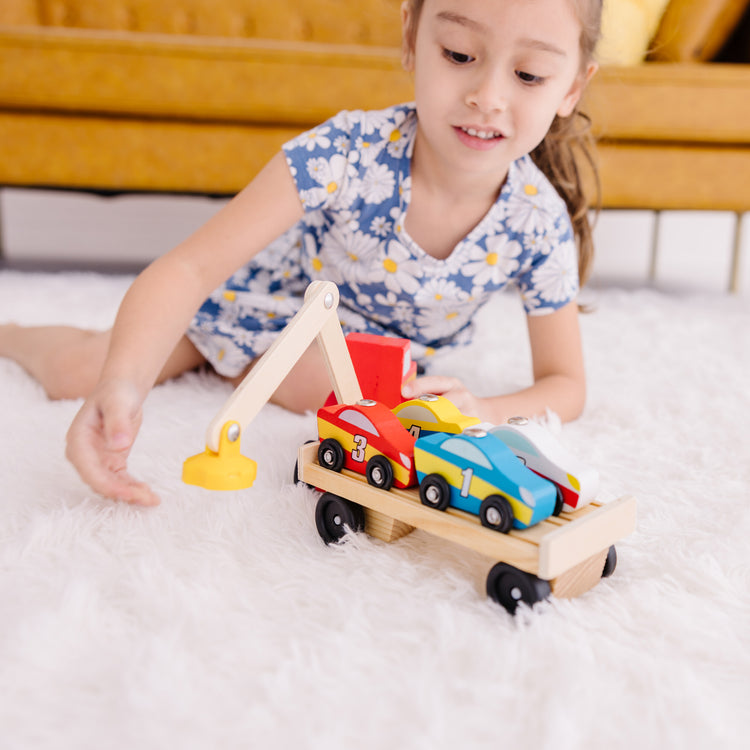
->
<box><xmin>531</xmin><ymin>109</ymin><xmax>599</xmax><ymax>287</ymax></box>
<box><xmin>402</xmin><ymin>0</ymin><xmax>603</xmax><ymax>287</ymax></box>
<box><xmin>530</xmin><ymin>0</ymin><xmax>602</xmax><ymax>287</ymax></box>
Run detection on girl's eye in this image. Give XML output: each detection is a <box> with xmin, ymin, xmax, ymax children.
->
<box><xmin>516</xmin><ymin>70</ymin><xmax>544</xmax><ymax>85</ymax></box>
<box><xmin>443</xmin><ymin>48</ymin><xmax>475</xmax><ymax>65</ymax></box>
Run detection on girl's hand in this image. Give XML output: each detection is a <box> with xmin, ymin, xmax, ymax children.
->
<box><xmin>65</xmin><ymin>380</ymin><xmax>159</xmax><ymax>506</ymax></box>
<box><xmin>402</xmin><ymin>375</ymin><xmax>483</xmax><ymax>420</ymax></box>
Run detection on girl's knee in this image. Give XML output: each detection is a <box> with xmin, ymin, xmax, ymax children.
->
<box><xmin>269</xmin><ymin>349</ymin><xmax>333</xmax><ymax>414</ymax></box>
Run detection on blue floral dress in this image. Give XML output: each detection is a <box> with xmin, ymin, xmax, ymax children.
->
<box><xmin>187</xmin><ymin>103</ymin><xmax>579</xmax><ymax>377</ymax></box>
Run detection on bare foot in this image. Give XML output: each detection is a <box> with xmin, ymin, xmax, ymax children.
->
<box><xmin>0</xmin><ymin>323</ymin><xmax>109</xmax><ymax>399</ymax></box>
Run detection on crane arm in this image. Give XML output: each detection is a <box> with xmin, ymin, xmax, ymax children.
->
<box><xmin>183</xmin><ymin>281</ymin><xmax>362</xmax><ymax>490</ymax></box>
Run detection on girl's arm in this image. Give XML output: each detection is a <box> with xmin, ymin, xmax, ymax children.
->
<box><xmin>101</xmin><ymin>152</ymin><xmax>303</xmax><ymax>394</ymax></box>
<box><xmin>65</xmin><ymin>152</ymin><xmax>304</xmax><ymax>504</ymax></box>
<box><xmin>402</xmin><ymin>301</ymin><xmax>586</xmax><ymax>424</ymax></box>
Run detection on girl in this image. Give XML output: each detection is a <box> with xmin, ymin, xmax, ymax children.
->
<box><xmin>0</xmin><ymin>0</ymin><xmax>601</xmax><ymax>505</ymax></box>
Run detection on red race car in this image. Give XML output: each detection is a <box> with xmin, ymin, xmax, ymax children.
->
<box><xmin>317</xmin><ymin>399</ymin><xmax>417</xmax><ymax>490</ymax></box>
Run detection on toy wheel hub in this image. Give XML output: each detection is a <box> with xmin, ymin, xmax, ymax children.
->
<box><xmin>425</xmin><ymin>486</ymin><xmax>440</xmax><ymax>504</ymax></box>
<box><xmin>485</xmin><ymin>507</ymin><xmax>503</xmax><ymax>526</ymax></box>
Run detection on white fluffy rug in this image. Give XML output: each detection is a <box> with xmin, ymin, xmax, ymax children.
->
<box><xmin>1</xmin><ymin>270</ymin><xmax>748</xmax><ymax>750</ymax></box>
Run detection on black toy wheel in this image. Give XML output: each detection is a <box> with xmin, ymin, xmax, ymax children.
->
<box><xmin>318</xmin><ymin>438</ymin><xmax>345</xmax><ymax>472</ymax></box>
<box><xmin>479</xmin><ymin>495</ymin><xmax>514</xmax><ymax>533</ymax></box>
<box><xmin>293</xmin><ymin>440</ymin><xmax>317</xmax><ymax>487</ymax></box>
<box><xmin>314</xmin><ymin>493</ymin><xmax>365</xmax><ymax>545</ymax></box>
<box><xmin>553</xmin><ymin>487</ymin><xmax>565</xmax><ymax>516</ymax></box>
<box><xmin>366</xmin><ymin>455</ymin><xmax>394</xmax><ymax>490</ymax></box>
<box><xmin>419</xmin><ymin>473</ymin><xmax>451</xmax><ymax>511</ymax></box>
<box><xmin>602</xmin><ymin>545</ymin><xmax>617</xmax><ymax>578</ymax></box>
<box><xmin>486</xmin><ymin>562</ymin><xmax>551</xmax><ymax>615</ymax></box>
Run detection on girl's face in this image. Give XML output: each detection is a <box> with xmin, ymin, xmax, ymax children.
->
<box><xmin>403</xmin><ymin>0</ymin><xmax>596</xmax><ymax>183</ymax></box>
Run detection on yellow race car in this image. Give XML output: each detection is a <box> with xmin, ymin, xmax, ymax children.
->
<box><xmin>392</xmin><ymin>394</ymin><xmax>480</xmax><ymax>439</ymax></box>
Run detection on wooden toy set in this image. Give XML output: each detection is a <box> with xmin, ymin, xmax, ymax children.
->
<box><xmin>183</xmin><ymin>282</ymin><xmax>636</xmax><ymax>615</ymax></box>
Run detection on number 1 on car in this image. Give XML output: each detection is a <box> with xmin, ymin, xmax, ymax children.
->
<box><xmin>460</xmin><ymin>467</ymin><xmax>474</xmax><ymax>498</ymax></box>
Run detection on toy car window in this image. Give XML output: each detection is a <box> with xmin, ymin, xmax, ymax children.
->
<box><xmin>339</xmin><ymin>409</ymin><xmax>379</xmax><ymax>437</ymax></box>
<box><xmin>493</xmin><ymin>430</ymin><xmax>541</xmax><ymax>458</ymax></box>
<box><xmin>441</xmin><ymin>438</ymin><xmax>492</xmax><ymax>470</ymax></box>
<box><xmin>396</xmin><ymin>405</ymin><xmax>437</xmax><ymax>423</ymax></box>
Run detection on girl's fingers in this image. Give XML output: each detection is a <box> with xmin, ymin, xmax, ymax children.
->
<box><xmin>65</xmin><ymin>387</ymin><xmax>160</xmax><ymax>506</ymax></box>
<box><xmin>402</xmin><ymin>375</ymin><xmax>462</xmax><ymax>399</ymax></box>
<box><xmin>402</xmin><ymin>375</ymin><xmax>481</xmax><ymax>417</ymax></box>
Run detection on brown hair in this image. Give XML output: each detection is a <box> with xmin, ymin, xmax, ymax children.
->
<box><xmin>402</xmin><ymin>0</ymin><xmax>602</xmax><ymax>287</ymax></box>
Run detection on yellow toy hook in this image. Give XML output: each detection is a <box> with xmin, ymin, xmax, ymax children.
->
<box><xmin>182</xmin><ymin>282</ymin><xmax>362</xmax><ymax>491</ymax></box>
<box><xmin>182</xmin><ymin>420</ymin><xmax>258</xmax><ymax>490</ymax></box>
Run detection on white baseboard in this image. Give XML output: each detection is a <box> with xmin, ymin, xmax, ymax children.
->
<box><xmin>1</xmin><ymin>188</ymin><xmax>747</xmax><ymax>294</ymax></box>
<box><xmin>0</xmin><ymin>188</ymin><xmax>229</xmax><ymax>269</ymax></box>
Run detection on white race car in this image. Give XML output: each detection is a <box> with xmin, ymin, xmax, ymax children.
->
<box><xmin>490</xmin><ymin>417</ymin><xmax>599</xmax><ymax>513</ymax></box>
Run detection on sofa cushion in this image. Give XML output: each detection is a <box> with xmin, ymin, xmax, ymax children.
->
<box><xmin>597</xmin><ymin>0</ymin><xmax>672</xmax><ymax>65</ymax></box>
<box><xmin>0</xmin><ymin>0</ymin><xmax>39</xmax><ymax>24</ymax></box>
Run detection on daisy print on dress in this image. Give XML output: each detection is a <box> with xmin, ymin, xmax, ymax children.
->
<box><xmin>319</xmin><ymin>225</ymin><xmax>382</xmax><ymax>287</ymax></box>
<box><xmin>530</xmin><ymin>239</ymin><xmax>579</xmax><ymax>308</ymax></box>
<box><xmin>189</xmin><ymin>104</ymin><xmax>580</xmax><ymax>377</ymax></box>
<box><xmin>380</xmin><ymin>240</ymin><xmax>423</xmax><ymax>295</ymax></box>
<box><xmin>381</xmin><ymin>108</ymin><xmax>416</xmax><ymax>160</ymax></box>
<box><xmin>361</xmin><ymin>163</ymin><xmax>397</xmax><ymax>204</ymax></box>
<box><xmin>300</xmin><ymin>154</ymin><xmax>359</xmax><ymax>210</ymax></box>
<box><xmin>506</xmin><ymin>159</ymin><xmax>562</xmax><ymax>238</ymax></box>
<box><xmin>413</xmin><ymin>278</ymin><xmax>470</xmax><ymax>310</ymax></box>
<box><xmin>414</xmin><ymin>302</ymin><xmax>476</xmax><ymax>344</ymax></box>
<box><xmin>461</xmin><ymin>235</ymin><xmax>523</xmax><ymax>289</ymax></box>
<box><xmin>288</xmin><ymin>124</ymin><xmax>332</xmax><ymax>152</ymax></box>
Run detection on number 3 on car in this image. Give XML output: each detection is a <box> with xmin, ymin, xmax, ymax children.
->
<box><xmin>317</xmin><ymin>399</ymin><xmax>417</xmax><ymax>490</ymax></box>
<box><xmin>414</xmin><ymin>428</ymin><xmax>558</xmax><ymax>532</ymax></box>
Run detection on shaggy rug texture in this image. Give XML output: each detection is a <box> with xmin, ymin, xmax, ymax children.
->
<box><xmin>0</xmin><ymin>270</ymin><xmax>748</xmax><ymax>750</ymax></box>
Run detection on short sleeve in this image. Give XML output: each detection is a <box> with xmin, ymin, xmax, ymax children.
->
<box><xmin>517</xmin><ymin>232</ymin><xmax>580</xmax><ymax>315</ymax></box>
<box><xmin>282</xmin><ymin>111</ymin><xmax>362</xmax><ymax>214</ymax></box>
<box><xmin>502</xmin><ymin>157</ymin><xmax>580</xmax><ymax>315</ymax></box>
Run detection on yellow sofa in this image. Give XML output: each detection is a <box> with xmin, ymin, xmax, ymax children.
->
<box><xmin>1</xmin><ymin>0</ymin><xmax>749</xmax><ymax>212</ymax></box>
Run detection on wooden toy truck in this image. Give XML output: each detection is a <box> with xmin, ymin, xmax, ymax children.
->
<box><xmin>184</xmin><ymin>281</ymin><xmax>637</xmax><ymax>615</ymax></box>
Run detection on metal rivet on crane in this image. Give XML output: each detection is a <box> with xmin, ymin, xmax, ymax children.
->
<box><xmin>227</xmin><ymin>423</ymin><xmax>241</xmax><ymax>442</ymax></box>
<box><xmin>324</xmin><ymin>293</ymin><xmax>334</xmax><ymax>309</ymax></box>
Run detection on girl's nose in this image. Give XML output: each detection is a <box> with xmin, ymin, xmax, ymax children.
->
<box><xmin>466</xmin><ymin>69</ymin><xmax>509</xmax><ymax>113</ymax></box>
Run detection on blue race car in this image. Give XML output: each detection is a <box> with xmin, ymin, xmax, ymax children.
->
<box><xmin>414</xmin><ymin>428</ymin><xmax>558</xmax><ymax>532</ymax></box>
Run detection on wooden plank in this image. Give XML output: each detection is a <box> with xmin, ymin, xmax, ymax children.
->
<box><xmin>298</xmin><ymin>442</ymin><xmax>637</xmax><ymax>581</ymax></box>
<box><xmin>299</xmin><ymin>442</ymin><xmax>543</xmax><ymax>574</ymax></box>
<box><xmin>363</xmin><ymin>508</ymin><xmax>414</xmax><ymax>543</ymax></box>
<box><xmin>537</xmin><ymin>496</ymin><xmax>637</xmax><ymax>580</ymax></box>
<box><xmin>550</xmin><ymin>549</ymin><xmax>609</xmax><ymax>599</ymax></box>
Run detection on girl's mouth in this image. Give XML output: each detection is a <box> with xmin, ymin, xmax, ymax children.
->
<box><xmin>454</xmin><ymin>126</ymin><xmax>505</xmax><ymax>150</ymax></box>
